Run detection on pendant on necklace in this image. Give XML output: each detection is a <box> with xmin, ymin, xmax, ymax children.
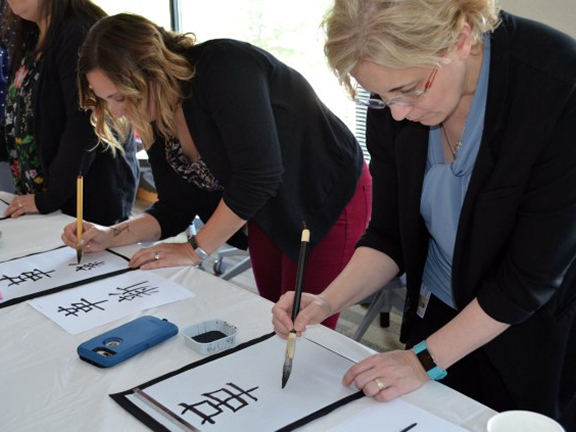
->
<box><xmin>441</xmin><ymin>122</ymin><xmax>464</xmax><ymax>161</ymax></box>
<box><xmin>453</xmin><ymin>140</ymin><xmax>463</xmax><ymax>159</ymax></box>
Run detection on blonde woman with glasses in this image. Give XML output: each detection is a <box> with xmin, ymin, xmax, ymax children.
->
<box><xmin>273</xmin><ymin>0</ymin><xmax>576</xmax><ymax>427</ymax></box>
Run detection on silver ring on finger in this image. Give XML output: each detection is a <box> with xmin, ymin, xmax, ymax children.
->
<box><xmin>154</xmin><ymin>251</ymin><xmax>160</xmax><ymax>261</ymax></box>
<box><xmin>374</xmin><ymin>378</ymin><xmax>385</xmax><ymax>391</ymax></box>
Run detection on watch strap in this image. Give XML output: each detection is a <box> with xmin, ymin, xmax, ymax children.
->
<box><xmin>413</xmin><ymin>340</ymin><xmax>447</xmax><ymax>381</ymax></box>
<box><xmin>188</xmin><ymin>235</ymin><xmax>210</xmax><ymax>261</ymax></box>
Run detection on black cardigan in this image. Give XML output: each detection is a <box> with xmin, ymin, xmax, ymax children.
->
<box><xmin>145</xmin><ymin>40</ymin><xmax>363</xmax><ymax>260</ymax></box>
<box><xmin>1</xmin><ymin>16</ymin><xmax>139</xmax><ymax>225</ymax></box>
<box><xmin>358</xmin><ymin>12</ymin><xmax>576</xmax><ymax>421</ymax></box>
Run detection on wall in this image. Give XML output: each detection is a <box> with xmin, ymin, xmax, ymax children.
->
<box><xmin>500</xmin><ymin>0</ymin><xmax>576</xmax><ymax>39</ymax></box>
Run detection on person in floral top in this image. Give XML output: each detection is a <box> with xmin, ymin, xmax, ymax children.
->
<box><xmin>5</xmin><ymin>51</ymin><xmax>46</xmax><ymax>195</ymax></box>
<box><xmin>0</xmin><ymin>0</ymin><xmax>139</xmax><ymax>225</ymax></box>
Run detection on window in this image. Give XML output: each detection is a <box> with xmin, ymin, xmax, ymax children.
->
<box><xmin>93</xmin><ymin>0</ymin><xmax>172</xmax><ymax>28</ymax></box>
<box><xmin>178</xmin><ymin>0</ymin><xmax>356</xmax><ymax>134</ymax></box>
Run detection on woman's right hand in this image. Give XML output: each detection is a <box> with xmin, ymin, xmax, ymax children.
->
<box><xmin>272</xmin><ymin>291</ymin><xmax>333</xmax><ymax>339</ymax></box>
<box><xmin>61</xmin><ymin>220</ymin><xmax>112</xmax><ymax>253</ymax></box>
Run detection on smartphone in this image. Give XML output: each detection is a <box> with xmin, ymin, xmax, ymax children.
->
<box><xmin>77</xmin><ymin>315</ymin><xmax>178</xmax><ymax>368</ymax></box>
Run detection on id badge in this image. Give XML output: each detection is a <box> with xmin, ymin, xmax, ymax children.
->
<box><xmin>417</xmin><ymin>285</ymin><xmax>432</xmax><ymax>318</ymax></box>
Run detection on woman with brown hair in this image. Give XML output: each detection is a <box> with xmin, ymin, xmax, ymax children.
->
<box><xmin>61</xmin><ymin>13</ymin><xmax>371</xmax><ymax>329</ymax></box>
<box><xmin>272</xmin><ymin>0</ymin><xmax>576</xmax><ymax>427</ymax></box>
<box><xmin>1</xmin><ymin>0</ymin><xmax>139</xmax><ymax>224</ymax></box>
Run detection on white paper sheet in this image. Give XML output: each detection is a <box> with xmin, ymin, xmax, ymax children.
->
<box><xmin>28</xmin><ymin>270</ymin><xmax>194</xmax><ymax>334</ymax></box>
<box><xmin>327</xmin><ymin>397</ymin><xmax>467</xmax><ymax>432</ymax></box>
<box><xmin>0</xmin><ymin>198</ymin><xmax>8</xmax><ymax>215</ymax></box>
<box><xmin>123</xmin><ymin>335</ymin><xmax>360</xmax><ymax>431</ymax></box>
<box><xmin>0</xmin><ymin>247</ymin><xmax>131</xmax><ymax>305</ymax></box>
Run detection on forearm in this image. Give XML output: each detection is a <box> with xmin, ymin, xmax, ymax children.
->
<box><xmin>426</xmin><ymin>298</ymin><xmax>510</xmax><ymax>369</ymax></box>
<box><xmin>108</xmin><ymin>213</ymin><xmax>162</xmax><ymax>247</ymax></box>
<box><xmin>194</xmin><ymin>199</ymin><xmax>247</xmax><ymax>254</ymax></box>
<box><xmin>321</xmin><ymin>246</ymin><xmax>400</xmax><ymax>314</ymax></box>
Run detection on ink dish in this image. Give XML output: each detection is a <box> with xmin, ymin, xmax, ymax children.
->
<box><xmin>182</xmin><ymin>319</ymin><xmax>238</xmax><ymax>354</ymax></box>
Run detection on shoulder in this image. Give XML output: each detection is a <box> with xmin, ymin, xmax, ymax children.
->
<box><xmin>54</xmin><ymin>15</ymin><xmax>96</xmax><ymax>44</ymax></box>
<box><xmin>43</xmin><ymin>15</ymin><xmax>96</xmax><ymax>68</ymax></box>
<box><xmin>195</xmin><ymin>39</ymin><xmax>265</xmax><ymax>57</ymax></box>
<box><xmin>496</xmin><ymin>12</ymin><xmax>576</xmax><ymax>85</ymax></box>
<box><xmin>184</xmin><ymin>39</ymin><xmax>279</xmax><ymax>104</ymax></box>
<box><xmin>190</xmin><ymin>39</ymin><xmax>278</xmax><ymax>75</ymax></box>
<box><xmin>46</xmin><ymin>15</ymin><xmax>96</xmax><ymax>59</ymax></box>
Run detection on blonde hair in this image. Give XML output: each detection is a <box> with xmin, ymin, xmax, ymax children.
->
<box><xmin>323</xmin><ymin>0</ymin><xmax>501</xmax><ymax>97</ymax></box>
<box><xmin>78</xmin><ymin>13</ymin><xmax>196</xmax><ymax>151</ymax></box>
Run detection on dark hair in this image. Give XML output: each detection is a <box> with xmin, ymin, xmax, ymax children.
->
<box><xmin>1</xmin><ymin>0</ymin><xmax>105</xmax><ymax>72</ymax></box>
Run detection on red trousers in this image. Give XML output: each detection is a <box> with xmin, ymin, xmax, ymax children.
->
<box><xmin>248</xmin><ymin>163</ymin><xmax>372</xmax><ymax>329</ymax></box>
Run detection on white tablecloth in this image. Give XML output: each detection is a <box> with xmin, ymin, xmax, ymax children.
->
<box><xmin>0</xmin><ymin>192</ymin><xmax>495</xmax><ymax>431</ymax></box>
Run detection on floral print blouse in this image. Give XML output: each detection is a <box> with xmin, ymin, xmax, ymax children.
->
<box><xmin>165</xmin><ymin>135</ymin><xmax>223</xmax><ymax>192</ymax></box>
<box><xmin>4</xmin><ymin>51</ymin><xmax>46</xmax><ymax>194</ymax></box>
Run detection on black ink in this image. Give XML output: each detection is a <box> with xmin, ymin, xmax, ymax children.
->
<box><xmin>179</xmin><ymin>383</ymin><xmax>259</xmax><ymax>425</ymax></box>
<box><xmin>108</xmin><ymin>281</ymin><xmax>159</xmax><ymax>302</ymax></box>
<box><xmin>57</xmin><ymin>297</ymin><xmax>108</xmax><ymax>317</ymax></box>
<box><xmin>192</xmin><ymin>331</ymin><xmax>227</xmax><ymax>343</ymax></box>
<box><xmin>68</xmin><ymin>261</ymin><xmax>106</xmax><ymax>272</ymax></box>
<box><xmin>0</xmin><ymin>268</ymin><xmax>55</xmax><ymax>286</ymax></box>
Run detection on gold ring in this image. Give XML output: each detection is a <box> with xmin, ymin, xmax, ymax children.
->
<box><xmin>18</xmin><ymin>202</ymin><xmax>23</xmax><ymax>208</ymax></box>
<box><xmin>374</xmin><ymin>378</ymin><xmax>385</xmax><ymax>391</ymax></box>
<box><xmin>154</xmin><ymin>251</ymin><xmax>160</xmax><ymax>261</ymax></box>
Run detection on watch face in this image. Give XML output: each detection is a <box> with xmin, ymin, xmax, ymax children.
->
<box><xmin>188</xmin><ymin>235</ymin><xmax>199</xmax><ymax>249</ymax></box>
<box><xmin>416</xmin><ymin>350</ymin><xmax>437</xmax><ymax>372</ymax></box>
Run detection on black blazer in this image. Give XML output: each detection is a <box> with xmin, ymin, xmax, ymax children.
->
<box><xmin>358</xmin><ymin>13</ymin><xmax>576</xmax><ymax>419</ymax></box>
<box><xmin>145</xmin><ymin>40</ymin><xmax>364</xmax><ymax>260</ymax></box>
<box><xmin>1</xmin><ymin>16</ymin><xmax>139</xmax><ymax>225</ymax></box>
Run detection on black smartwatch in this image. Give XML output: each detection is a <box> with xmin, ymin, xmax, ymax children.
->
<box><xmin>187</xmin><ymin>234</ymin><xmax>210</xmax><ymax>261</ymax></box>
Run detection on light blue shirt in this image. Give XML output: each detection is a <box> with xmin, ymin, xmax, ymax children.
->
<box><xmin>420</xmin><ymin>35</ymin><xmax>491</xmax><ymax>308</ymax></box>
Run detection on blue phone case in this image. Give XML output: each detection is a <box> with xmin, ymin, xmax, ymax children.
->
<box><xmin>77</xmin><ymin>315</ymin><xmax>178</xmax><ymax>368</ymax></box>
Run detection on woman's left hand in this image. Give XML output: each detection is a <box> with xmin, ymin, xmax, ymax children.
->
<box><xmin>4</xmin><ymin>194</ymin><xmax>38</xmax><ymax>218</ymax></box>
<box><xmin>129</xmin><ymin>242</ymin><xmax>201</xmax><ymax>270</ymax></box>
<box><xmin>343</xmin><ymin>349</ymin><xmax>430</xmax><ymax>402</ymax></box>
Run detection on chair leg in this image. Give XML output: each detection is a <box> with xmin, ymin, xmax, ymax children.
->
<box><xmin>220</xmin><ymin>257</ymin><xmax>252</xmax><ymax>281</ymax></box>
<box><xmin>379</xmin><ymin>312</ymin><xmax>390</xmax><ymax>328</ymax></box>
<box><xmin>353</xmin><ymin>289</ymin><xmax>388</xmax><ymax>341</ymax></box>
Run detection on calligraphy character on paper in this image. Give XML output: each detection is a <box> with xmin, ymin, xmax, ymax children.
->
<box><xmin>179</xmin><ymin>383</ymin><xmax>259</xmax><ymax>425</ymax></box>
<box><xmin>0</xmin><ymin>268</ymin><xmax>54</xmax><ymax>286</ymax></box>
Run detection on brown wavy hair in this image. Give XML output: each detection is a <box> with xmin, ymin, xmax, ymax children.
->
<box><xmin>323</xmin><ymin>0</ymin><xmax>500</xmax><ymax>98</ymax></box>
<box><xmin>77</xmin><ymin>13</ymin><xmax>196</xmax><ymax>150</ymax></box>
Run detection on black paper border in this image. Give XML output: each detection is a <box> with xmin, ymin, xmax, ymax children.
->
<box><xmin>110</xmin><ymin>332</ymin><xmax>364</xmax><ymax>431</ymax></box>
<box><xmin>0</xmin><ymin>246</ymin><xmax>133</xmax><ymax>308</ymax></box>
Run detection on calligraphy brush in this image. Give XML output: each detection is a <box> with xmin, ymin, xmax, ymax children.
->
<box><xmin>281</xmin><ymin>223</ymin><xmax>310</xmax><ymax>389</ymax></box>
<box><xmin>76</xmin><ymin>174</ymin><xmax>84</xmax><ymax>264</ymax></box>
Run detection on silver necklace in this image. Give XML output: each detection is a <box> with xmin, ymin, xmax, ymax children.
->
<box><xmin>441</xmin><ymin>122</ymin><xmax>464</xmax><ymax>160</ymax></box>
<box><xmin>441</xmin><ymin>101</ymin><xmax>473</xmax><ymax>160</ymax></box>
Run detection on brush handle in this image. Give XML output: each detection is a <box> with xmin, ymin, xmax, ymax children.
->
<box><xmin>291</xmin><ymin>229</ymin><xmax>310</xmax><ymax>322</ymax></box>
<box><xmin>76</xmin><ymin>175</ymin><xmax>83</xmax><ymax>244</ymax></box>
